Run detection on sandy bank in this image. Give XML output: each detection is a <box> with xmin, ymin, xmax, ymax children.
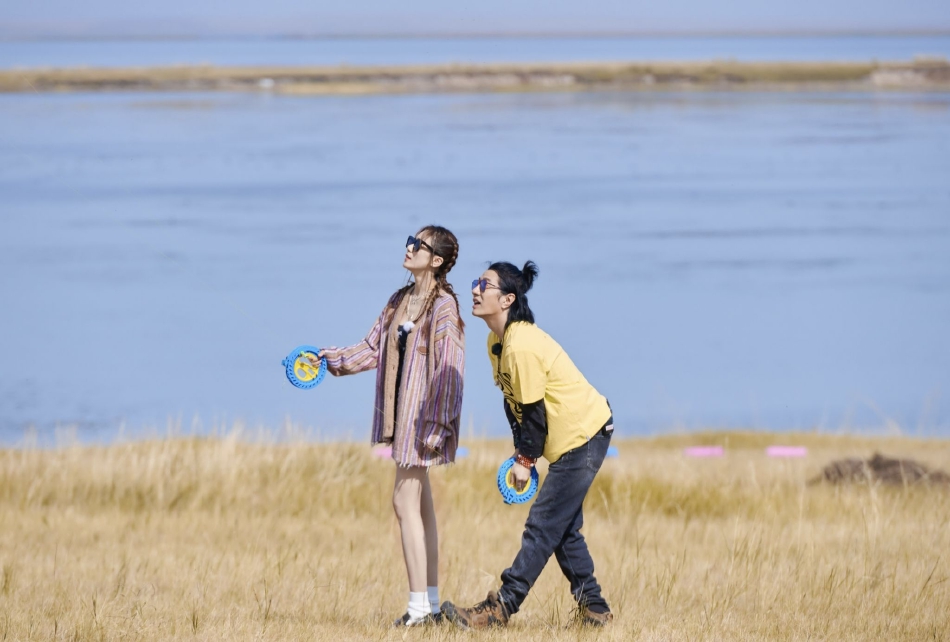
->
<box><xmin>2</xmin><ymin>58</ymin><xmax>949</xmax><ymax>94</ymax></box>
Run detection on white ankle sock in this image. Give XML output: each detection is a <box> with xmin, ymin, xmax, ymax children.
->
<box><xmin>408</xmin><ymin>591</ymin><xmax>429</xmax><ymax>620</ymax></box>
<box><xmin>427</xmin><ymin>586</ymin><xmax>439</xmax><ymax>614</ymax></box>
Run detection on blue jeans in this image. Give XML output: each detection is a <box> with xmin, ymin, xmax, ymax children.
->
<box><xmin>499</xmin><ymin>430</ymin><xmax>612</xmax><ymax>615</ymax></box>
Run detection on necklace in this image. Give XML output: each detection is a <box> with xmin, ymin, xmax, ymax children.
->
<box><xmin>405</xmin><ymin>285</ymin><xmax>433</xmax><ymax>322</ymax></box>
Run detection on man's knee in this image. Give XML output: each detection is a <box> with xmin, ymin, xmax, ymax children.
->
<box><xmin>522</xmin><ymin>517</ymin><xmax>564</xmax><ymax>553</ymax></box>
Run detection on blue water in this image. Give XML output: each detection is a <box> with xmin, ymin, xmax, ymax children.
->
<box><xmin>1</xmin><ymin>90</ymin><xmax>949</xmax><ymax>443</ymax></box>
<box><xmin>1</xmin><ymin>35</ymin><xmax>950</xmax><ymax>69</ymax></box>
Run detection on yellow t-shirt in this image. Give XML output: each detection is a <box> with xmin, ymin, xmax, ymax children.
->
<box><xmin>487</xmin><ymin>322</ymin><xmax>612</xmax><ymax>463</ymax></box>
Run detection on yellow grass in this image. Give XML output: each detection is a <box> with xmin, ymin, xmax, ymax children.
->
<box><xmin>2</xmin><ymin>430</ymin><xmax>949</xmax><ymax>640</ymax></box>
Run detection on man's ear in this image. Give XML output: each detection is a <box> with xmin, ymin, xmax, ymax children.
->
<box><xmin>501</xmin><ymin>293</ymin><xmax>515</xmax><ymax>309</ymax></box>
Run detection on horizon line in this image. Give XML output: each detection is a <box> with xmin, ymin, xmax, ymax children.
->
<box><xmin>3</xmin><ymin>28</ymin><xmax>950</xmax><ymax>43</ymax></box>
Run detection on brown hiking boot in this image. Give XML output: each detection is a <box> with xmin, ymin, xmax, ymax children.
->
<box><xmin>579</xmin><ymin>607</ymin><xmax>613</xmax><ymax>627</ymax></box>
<box><xmin>441</xmin><ymin>591</ymin><xmax>510</xmax><ymax>630</ymax></box>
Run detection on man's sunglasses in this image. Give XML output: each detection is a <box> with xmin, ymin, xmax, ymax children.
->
<box><xmin>407</xmin><ymin>235</ymin><xmax>438</xmax><ymax>255</ymax></box>
<box><xmin>472</xmin><ymin>278</ymin><xmax>501</xmax><ymax>293</ymax></box>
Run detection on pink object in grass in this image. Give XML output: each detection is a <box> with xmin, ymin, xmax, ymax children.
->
<box><xmin>372</xmin><ymin>445</ymin><xmax>393</xmax><ymax>458</ymax></box>
<box><xmin>683</xmin><ymin>446</ymin><xmax>724</xmax><ymax>458</ymax></box>
<box><xmin>766</xmin><ymin>446</ymin><xmax>808</xmax><ymax>458</ymax></box>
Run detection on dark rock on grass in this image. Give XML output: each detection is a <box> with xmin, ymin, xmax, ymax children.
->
<box><xmin>809</xmin><ymin>453</ymin><xmax>950</xmax><ymax>487</ymax></box>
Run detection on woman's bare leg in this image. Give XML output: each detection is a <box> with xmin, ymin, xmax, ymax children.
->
<box><xmin>393</xmin><ymin>466</ymin><xmax>428</xmax><ymax>592</ymax></box>
<box><xmin>420</xmin><ymin>473</ymin><xmax>439</xmax><ymax>588</ymax></box>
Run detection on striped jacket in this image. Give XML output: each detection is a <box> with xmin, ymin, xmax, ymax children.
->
<box><xmin>322</xmin><ymin>289</ymin><xmax>465</xmax><ymax>467</ymax></box>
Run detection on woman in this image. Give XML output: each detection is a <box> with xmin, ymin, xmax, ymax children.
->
<box><xmin>314</xmin><ymin>226</ymin><xmax>465</xmax><ymax>627</ymax></box>
<box><xmin>441</xmin><ymin>261</ymin><xmax>613</xmax><ymax>629</ymax></box>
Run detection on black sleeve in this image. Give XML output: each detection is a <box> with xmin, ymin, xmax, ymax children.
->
<box><xmin>504</xmin><ymin>400</ymin><xmax>521</xmax><ymax>450</ymax></box>
<box><xmin>518</xmin><ymin>399</ymin><xmax>548</xmax><ymax>460</ymax></box>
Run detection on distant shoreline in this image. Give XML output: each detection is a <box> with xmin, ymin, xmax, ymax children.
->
<box><xmin>2</xmin><ymin>58</ymin><xmax>949</xmax><ymax>94</ymax></box>
<box><xmin>3</xmin><ymin>30</ymin><xmax>950</xmax><ymax>42</ymax></box>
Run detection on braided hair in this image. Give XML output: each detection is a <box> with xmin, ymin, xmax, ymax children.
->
<box><xmin>415</xmin><ymin>225</ymin><xmax>464</xmax><ymax>330</ymax></box>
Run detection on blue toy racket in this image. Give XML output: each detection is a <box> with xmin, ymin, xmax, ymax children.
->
<box><xmin>497</xmin><ymin>457</ymin><xmax>540</xmax><ymax>504</ymax></box>
<box><xmin>282</xmin><ymin>345</ymin><xmax>327</xmax><ymax>390</ymax></box>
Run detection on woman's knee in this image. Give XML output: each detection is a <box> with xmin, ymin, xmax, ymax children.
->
<box><xmin>392</xmin><ymin>491</ymin><xmax>411</xmax><ymax>519</ymax></box>
<box><xmin>392</xmin><ymin>475</ymin><xmax>423</xmax><ymax>520</ymax></box>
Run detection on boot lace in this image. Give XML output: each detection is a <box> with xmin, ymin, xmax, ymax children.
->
<box><xmin>470</xmin><ymin>595</ymin><xmax>497</xmax><ymax>614</ymax></box>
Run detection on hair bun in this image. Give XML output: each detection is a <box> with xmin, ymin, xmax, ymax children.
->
<box><xmin>520</xmin><ymin>261</ymin><xmax>539</xmax><ymax>291</ymax></box>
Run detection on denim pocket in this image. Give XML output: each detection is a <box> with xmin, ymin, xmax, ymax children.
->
<box><xmin>586</xmin><ymin>434</ymin><xmax>609</xmax><ymax>472</ymax></box>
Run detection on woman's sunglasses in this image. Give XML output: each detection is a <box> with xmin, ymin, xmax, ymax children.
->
<box><xmin>472</xmin><ymin>278</ymin><xmax>501</xmax><ymax>293</ymax></box>
<box><xmin>406</xmin><ymin>235</ymin><xmax>437</xmax><ymax>255</ymax></box>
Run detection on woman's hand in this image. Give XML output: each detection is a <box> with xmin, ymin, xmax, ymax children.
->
<box><xmin>306</xmin><ymin>351</ymin><xmax>325</xmax><ymax>367</ymax></box>
<box><xmin>424</xmin><ymin>430</ymin><xmax>444</xmax><ymax>453</ymax></box>
<box><xmin>510</xmin><ymin>461</ymin><xmax>531</xmax><ymax>492</ymax></box>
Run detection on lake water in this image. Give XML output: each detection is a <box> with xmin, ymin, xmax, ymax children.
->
<box><xmin>2</xmin><ymin>35</ymin><xmax>950</xmax><ymax>70</ymax></box>
<box><xmin>2</xmin><ymin>88</ymin><xmax>949</xmax><ymax>444</ymax></box>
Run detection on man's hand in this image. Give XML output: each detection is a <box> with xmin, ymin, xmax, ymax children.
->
<box><xmin>510</xmin><ymin>461</ymin><xmax>531</xmax><ymax>492</ymax></box>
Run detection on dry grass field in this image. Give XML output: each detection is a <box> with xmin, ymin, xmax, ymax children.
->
<box><xmin>2</xmin><ymin>429</ymin><xmax>949</xmax><ymax>641</ymax></box>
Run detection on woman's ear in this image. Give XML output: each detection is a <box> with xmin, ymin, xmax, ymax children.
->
<box><xmin>431</xmin><ymin>255</ymin><xmax>444</xmax><ymax>269</ymax></box>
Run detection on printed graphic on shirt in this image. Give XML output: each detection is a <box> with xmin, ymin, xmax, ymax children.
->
<box><xmin>496</xmin><ymin>370</ymin><xmax>523</xmax><ymax>421</ymax></box>
<box><xmin>486</xmin><ymin>322</ymin><xmax>612</xmax><ymax>463</ymax></box>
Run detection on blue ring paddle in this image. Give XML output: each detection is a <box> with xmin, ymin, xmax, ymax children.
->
<box><xmin>497</xmin><ymin>457</ymin><xmax>540</xmax><ymax>505</ymax></box>
<box><xmin>282</xmin><ymin>345</ymin><xmax>327</xmax><ymax>390</ymax></box>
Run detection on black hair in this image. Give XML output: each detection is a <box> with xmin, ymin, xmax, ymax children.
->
<box><xmin>488</xmin><ymin>260</ymin><xmax>539</xmax><ymax>328</ymax></box>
